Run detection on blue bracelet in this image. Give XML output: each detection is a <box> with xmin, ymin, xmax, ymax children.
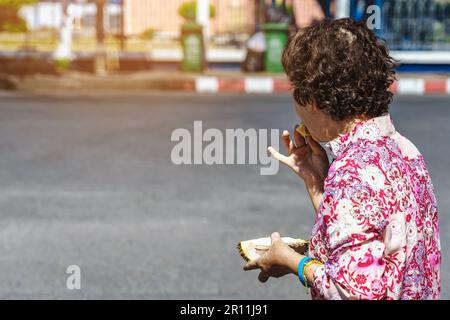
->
<box><xmin>297</xmin><ymin>257</ymin><xmax>312</xmax><ymax>287</ymax></box>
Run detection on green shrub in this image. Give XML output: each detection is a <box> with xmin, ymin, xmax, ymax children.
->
<box><xmin>0</xmin><ymin>1</ymin><xmax>35</xmax><ymax>32</ymax></box>
<box><xmin>178</xmin><ymin>1</ymin><xmax>215</xmax><ymax>21</ymax></box>
<box><xmin>54</xmin><ymin>58</ymin><xmax>71</xmax><ymax>71</ymax></box>
<box><xmin>140</xmin><ymin>27</ymin><xmax>156</xmax><ymax>40</ymax></box>
<box><xmin>0</xmin><ymin>0</ymin><xmax>36</xmax><ymax>9</ymax></box>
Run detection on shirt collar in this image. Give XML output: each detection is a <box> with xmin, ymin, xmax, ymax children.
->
<box><xmin>323</xmin><ymin>113</ymin><xmax>396</xmax><ymax>159</ymax></box>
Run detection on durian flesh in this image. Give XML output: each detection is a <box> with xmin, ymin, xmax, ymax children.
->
<box><xmin>296</xmin><ymin>123</ymin><xmax>310</xmax><ymax>138</ymax></box>
<box><xmin>237</xmin><ymin>237</ymin><xmax>309</xmax><ymax>261</ymax></box>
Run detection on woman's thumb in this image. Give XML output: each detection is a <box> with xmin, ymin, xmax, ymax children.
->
<box><xmin>271</xmin><ymin>232</ymin><xmax>281</xmax><ymax>243</ymax></box>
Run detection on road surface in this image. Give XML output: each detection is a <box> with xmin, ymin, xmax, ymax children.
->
<box><xmin>0</xmin><ymin>91</ymin><xmax>448</xmax><ymax>299</ymax></box>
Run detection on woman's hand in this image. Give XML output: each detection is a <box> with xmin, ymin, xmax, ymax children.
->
<box><xmin>268</xmin><ymin>127</ymin><xmax>328</xmax><ymax>184</ymax></box>
<box><xmin>243</xmin><ymin>232</ymin><xmax>302</xmax><ymax>283</ymax></box>
<box><xmin>268</xmin><ymin>127</ymin><xmax>329</xmax><ymax>212</ymax></box>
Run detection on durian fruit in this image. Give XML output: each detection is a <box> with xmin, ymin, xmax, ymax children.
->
<box><xmin>237</xmin><ymin>237</ymin><xmax>309</xmax><ymax>261</ymax></box>
<box><xmin>296</xmin><ymin>123</ymin><xmax>310</xmax><ymax>138</ymax></box>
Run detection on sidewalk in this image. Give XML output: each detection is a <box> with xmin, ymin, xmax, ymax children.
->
<box><xmin>7</xmin><ymin>70</ymin><xmax>450</xmax><ymax>95</ymax></box>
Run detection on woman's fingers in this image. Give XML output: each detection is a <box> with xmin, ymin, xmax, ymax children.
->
<box><xmin>271</xmin><ymin>232</ymin><xmax>282</xmax><ymax>243</ymax></box>
<box><xmin>282</xmin><ymin>130</ymin><xmax>293</xmax><ymax>154</ymax></box>
<box><xmin>258</xmin><ymin>271</ymin><xmax>270</xmax><ymax>283</ymax></box>
<box><xmin>243</xmin><ymin>259</ymin><xmax>260</xmax><ymax>271</ymax></box>
<box><xmin>267</xmin><ymin>147</ymin><xmax>291</xmax><ymax>167</ymax></box>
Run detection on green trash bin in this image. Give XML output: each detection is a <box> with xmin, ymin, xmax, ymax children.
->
<box><xmin>181</xmin><ymin>22</ymin><xmax>205</xmax><ymax>72</ymax></box>
<box><xmin>262</xmin><ymin>23</ymin><xmax>289</xmax><ymax>73</ymax></box>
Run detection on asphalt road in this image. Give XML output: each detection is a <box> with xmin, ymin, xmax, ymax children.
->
<box><xmin>0</xmin><ymin>91</ymin><xmax>448</xmax><ymax>299</ymax></box>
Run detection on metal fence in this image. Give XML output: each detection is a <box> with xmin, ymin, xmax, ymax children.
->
<box><xmin>259</xmin><ymin>0</ymin><xmax>450</xmax><ymax>51</ymax></box>
<box><xmin>211</xmin><ymin>0</ymin><xmax>450</xmax><ymax>50</ymax></box>
<box><xmin>351</xmin><ymin>0</ymin><xmax>450</xmax><ymax>50</ymax></box>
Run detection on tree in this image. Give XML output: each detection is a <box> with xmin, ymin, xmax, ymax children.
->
<box><xmin>0</xmin><ymin>0</ymin><xmax>36</xmax><ymax>32</ymax></box>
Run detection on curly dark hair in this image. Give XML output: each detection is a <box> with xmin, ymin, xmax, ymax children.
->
<box><xmin>282</xmin><ymin>18</ymin><xmax>397</xmax><ymax>121</ymax></box>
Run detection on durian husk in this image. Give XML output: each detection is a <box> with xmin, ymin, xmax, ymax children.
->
<box><xmin>237</xmin><ymin>237</ymin><xmax>309</xmax><ymax>262</ymax></box>
<box><xmin>296</xmin><ymin>123</ymin><xmax>310</xmax><ymax>138</ymax></box>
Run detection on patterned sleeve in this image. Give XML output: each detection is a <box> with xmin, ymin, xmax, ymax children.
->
<box><xmin>311</xmin><ymin>151</ymin><xmax>391</xmax><ymax>300</ymax></box>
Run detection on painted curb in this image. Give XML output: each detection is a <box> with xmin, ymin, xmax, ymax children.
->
<box><xmin>14</xmin><ymin>74</ymin><xmax>450</xmax><ymax>95</ymax></box>
<box><xmin>193</xmin><ymin>77</ymin><xmax>450</xmax><ymax>95</ymax></box>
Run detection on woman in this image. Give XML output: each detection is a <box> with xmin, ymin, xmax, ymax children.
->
<box><xmin>243</xmin><ymin>18</ymin><xmax>441</xmax><ymax>300</ymax></box>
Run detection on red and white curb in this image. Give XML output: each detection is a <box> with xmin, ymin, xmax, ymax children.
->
<box><xmin>194</xmin><ymin>76</ymin><xmax>450</xmax><ymax>95</ymax></box>
<box><xmin>390</xmin><ymin>78</ymin><xmax>450</xmax><ymax>95</ymax></box>
<box><xmin>194</xmin><ymin>76</ymin><xmax>290</xmax><ymax>93</ymax></box>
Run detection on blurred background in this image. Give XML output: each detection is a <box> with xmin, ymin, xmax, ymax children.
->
<box><xmin>0</xmin><ymin>0</ymin><xmax>449</xmax><ymax>299</ymax></box>
<box><xmin>0</xmin><ymin>0</ymin><xmax>450</xmax><ymax>75</ymax></box>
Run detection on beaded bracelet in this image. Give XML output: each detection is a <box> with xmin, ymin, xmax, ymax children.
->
<box><xmin>297</xmin><ymin>257</ymin><xmax>311</xmax><ymax>286</ymax></box>
<box><xmin>298</xmin><ymin>257</ymin><xmax>323</xmax><ymax>289</ymax></box>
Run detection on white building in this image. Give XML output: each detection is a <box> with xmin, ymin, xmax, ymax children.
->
<box><xmin>20</xmin><ymin>1</ymin><xmax>122</xmax><ymax>34</ymax></box>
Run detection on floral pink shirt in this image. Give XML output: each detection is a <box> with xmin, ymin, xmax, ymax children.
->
<box><xmin>309</xmin><ymin>114</ymin><xmax>441</xmax><ymax>300</ymax></box>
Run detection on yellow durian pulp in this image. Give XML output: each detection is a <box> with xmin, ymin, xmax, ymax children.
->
<box><xmin>296</xmin><ymin>123</ymin><xmax>310</xmax><ymax>138</ymax></box>
<box><xmin>237</xmin><ymin>237</ymin><xmax>309</xmax><ymax>261</ymax></box>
